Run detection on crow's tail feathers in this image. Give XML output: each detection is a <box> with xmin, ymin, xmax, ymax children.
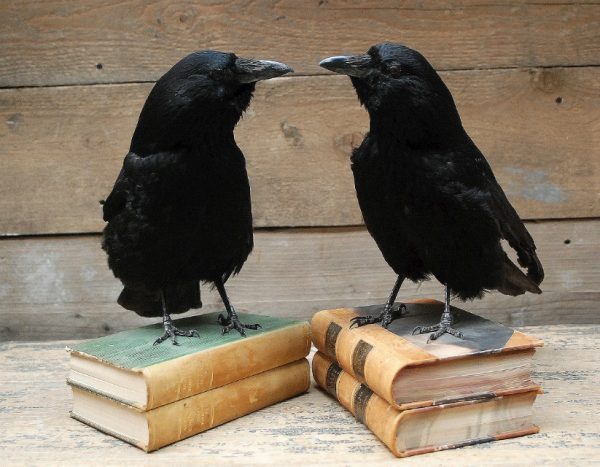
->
<box><xmin>518</xmin><ymin>249</ymin><xmax>544</xmax><ymax>286</ymax></box>
<box><xmin>118</xmin><ymin>281</ymin><xmax>202</xmax><ymax>317</ymax></box>
<box><xmin>496</xmin><ymin>256</ymin><xmax>542</xmax><ymax>296</ymax></box>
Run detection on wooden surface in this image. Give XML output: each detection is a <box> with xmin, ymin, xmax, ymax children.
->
<box><xmin>1</xmin><ymin>68</ymin><xmax>599</xmax><ymax>234</ymax></box>
<box><xmin>1</xmin><ymin>325</ymin><xmax>598</xmax><ymax>465</ymax></box>
<box><xmin>1</xmin><ymin>1</ymin><xmax>599</xmax><ymax>86</ymax></box>
<box><xmin>2</xmin><ymin>219</ymin><xmax>598</xmax><ymax>341</ymax></box>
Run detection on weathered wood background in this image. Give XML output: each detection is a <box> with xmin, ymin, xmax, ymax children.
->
<box><xmin>1</xmin><ymin>1</ymin><xmax>599</xmax><ymax>340</ymax></box>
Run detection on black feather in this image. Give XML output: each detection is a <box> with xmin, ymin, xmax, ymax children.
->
<box><xmin>102</xmin><ymin>51</ymin><xmax>259</xmax><ymax>317</ymax></box>
<box><xmin>340</xmin><ymin>43</ymin><xmax>544</xmax><ymax>300</ymax></box>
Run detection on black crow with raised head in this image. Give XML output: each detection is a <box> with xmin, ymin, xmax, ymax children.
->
<box><xmin>320</xmin><ymin>44</ymin><xmax>543</xmax><ymax>341</ymax></box>
<box><xmin>102</xmin><ymin>51</ymin><xmax>292</xmax><ymax>345</ymax></box>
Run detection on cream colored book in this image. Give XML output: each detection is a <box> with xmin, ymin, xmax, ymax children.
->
<box><xmin>71</xmin><ymin>359</ymin><xmax>310</xmax><ymax>452</ymax></box>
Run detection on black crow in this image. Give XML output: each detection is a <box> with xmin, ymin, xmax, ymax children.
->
<box><xmin>320</xmin><ymin>44</ymin><xmax>543</xmax><ymax>341</ymax></box>
<box><xmin>102</xmin><ymin>51</ymin><xmax>292</xmax><ymax>345</ymax></box>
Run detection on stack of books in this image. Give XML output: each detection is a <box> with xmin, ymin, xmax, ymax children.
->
<box><xmin>311</xmin><ymin>299</ymin><xmax>543</xmax><ymax>457</ymax></box>
<box><xmin>67</xmin><ymin>312</ymin><xmax>310</xmax><ymax>452</ymax></box>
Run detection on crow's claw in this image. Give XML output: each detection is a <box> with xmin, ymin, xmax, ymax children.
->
<box><xmin>153</xmin><ymin>320</ymin><xmax>200</xmax><ymax>346</ymax></box>
<box><xmin>218</xmin><ymin>313</ymin><xmax>262</xmax><ymax>337</ymax></box>
<box><xmin>174</xmin><ymin>329</ymin><xmax>200</xmax><ymax>337</ymax></box>
<box><xmin>349</xmin><ymin>303</ymin><xmax>406</xmax><ymax>329</ymax></box>
<box><xmin>412</xmin><ymin>324</ymin><xmax>464</xmax><ymax>343</ymax></box>
<box><xmin>349</xmin><ymin>315</ymin><xmax>381</xmax><ymax>328</ymax></box>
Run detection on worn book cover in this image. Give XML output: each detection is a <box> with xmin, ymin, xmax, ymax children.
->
<box><xmin>67</xmin><ymin>312</ymin><xmax>310</xmax><ymax>410</ymax></box>
<box><xmin>313</xmin><ymin>352</ymin><xmax>540</xmax><ymax>458</ymax></box>
<box><xmin>71</xmin><ymin>359</ymin><xmax>310</xmax><ymax>452</ymax></box>
<box><xmin>311</xmin><ymin>299</ymin><xmax>543</xmax><ymax>409</ymax></box>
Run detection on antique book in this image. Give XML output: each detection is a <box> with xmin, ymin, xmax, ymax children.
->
<box><xmin>67</xmin><ymin>312</ymin><xmax>310</xmax><ymax>410</ymax></box>
<box><xmin>70</xmin><ymin>358</ymin><xmax>310</xmax><ymax>452</ymax></box>
<box><xmin>311</xmin><ymin>299</ymin><xmax>543</xmax><ymax>409</ymax></box>
<box><xmin>313</xmin><ymin>352</ymin><xmax>540</xmax><ymax>457</ymax></box>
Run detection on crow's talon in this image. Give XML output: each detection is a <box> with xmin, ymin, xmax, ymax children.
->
<box><xmin>412</xmin><ymin>324</ymin><xmax>437</xmax><ymax>335</ymax></box>
<box><xmin>412</xmin><ymin>324</ymin><xmax>464</xmax><ymax>343</ymax></box>
<box><xmin>350</xmin><ymin>303</ymin><xmax>405</xmax><ymax>329</ymax></box>
<box><xmin>350</xmin><ymin>315</ymin><xmax>380</xmax><ymax>328</ymax></box>
<box><xmin>219</xmin><ymin>313</ymin><xmax>261</xmax><ymax>337</ymax></box>
<box><xmin>153</xmin><ymin>320</ymin><xmax>199</xmax><ymax>346</ymax></box>
<box><xmin>153</xmin><ymin>331</ymin><xmax>180</xmax><ymax>346</ymax></box>
<box><xmin>174</xmin><ymin>329</ymin><xmax>200</xmax><ymax>337</ymax></box>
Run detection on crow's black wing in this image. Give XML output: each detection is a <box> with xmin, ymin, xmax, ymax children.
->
<box><xmin>466</xmin><ymin>140</ymin><xmax>544</xmax><ymax>285</ymax></box>
<box><xmin>487</xmin><ymin>179</ymin><xmax>544</xmax><ymax>284</ymax></box>
<box><xmin>102</xmin><ymin>156</ymin><xmax>130</xmax><ymax>222</ymax></box>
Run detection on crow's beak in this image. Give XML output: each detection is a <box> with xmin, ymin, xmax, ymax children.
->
<box><xmin>319</xmin><ymin>55</ymin><xmax>372</xmax><ymax>78</ymax></box>
<box><xmin>234</xmin><ymin>58</ymin><xmax>293</xmax><ymax>83</ymax></box>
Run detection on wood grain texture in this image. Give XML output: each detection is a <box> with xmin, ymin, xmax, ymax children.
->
<box><xmin>1</xmin><ymin>68</ymin><xmax>599</xmax><ymax>235</ymax></box>
<box><xmin>1</xmin><ymin>327</ymin><xmax>598</xmax><ymax>465</ymax></box>
<box><xmin>1</xmin><ymin>1</ymin><xmax>599</xmax><ymax>87</ymax></box>
<box><xmin>1</xmin><ymin>219</ymin><xmax>598</xmax><ymax>341</ymax></box>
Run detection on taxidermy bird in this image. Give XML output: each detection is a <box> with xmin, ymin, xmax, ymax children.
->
<box><xmin>102</xmin><ymin>50</ymin><xmax>292</xmax><ymax>345</ymax></box>
<box><xmin>320</xmin><ymin>44</ymin><xmax>543</xmax><ymax>341</ymax></box>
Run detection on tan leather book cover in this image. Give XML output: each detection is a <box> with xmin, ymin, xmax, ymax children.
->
<box><xmin>71</xmin><ymin>358</ymin><xmax>310</xmax><ymax>452</ymax></box>
<box><xmin>313</xmin><ymin>352</ymin><xmax>540</xmax><ymax>457</ymax></box>
<box><xmin>311</xmin><ymin>299</ymin><xmax>542</xmax><ymax>409</ymax></box>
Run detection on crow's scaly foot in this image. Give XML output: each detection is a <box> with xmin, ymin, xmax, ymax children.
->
<box><xmin>153</xmin><ymin>318</ymin><xmax>200</xmax><ymax>346</ymax></box>
<box><xmin>350</xmin><ymin>303</ymin><xmax>406</xmax><ymax>329</ymax></box>
<box><xmin>218</xmin><ymin>313</ymin><xmax>262</xmax><ymax>337</ymax></box>
<box><xmin>412</xmin><ymin>323</ymin><xmax>464</xmax><ymax>343</ymax></box>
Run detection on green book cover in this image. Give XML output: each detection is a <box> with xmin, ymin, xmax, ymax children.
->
<box><xmin>67</xmin><ymin>312</ymin><xmax>310</xmax><ymax>409</ymax></box>
<box><xmin>70</xmin><ymin>312</ymin><xmax>305</xmax><ymax>369</ymax></box>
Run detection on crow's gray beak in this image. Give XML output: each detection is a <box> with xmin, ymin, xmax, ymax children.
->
<box><xmin>319</xmin><ymin>55</ymin><xmax>372</xmax><ymax>78</ymax></box>
<box><xmin>234</xmin><ymin>58</ymin><xmax>293</xmax><ymax>83</ymax></box>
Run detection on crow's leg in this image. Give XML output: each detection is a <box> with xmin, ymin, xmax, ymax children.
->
<box><xmin>153</xmin><ymin>290</ymin><xmax>200</xmax><ymax>346</ymax></box>
<box><xmin>215</xmin><ymin>278</ymin><xmax>261</xmax><ymax>337</ymax></box>
<box><xmin>412</xmin><ymin>285</ymin><xmax>463</xmax><ymax>343</ymax></box>
<box><xmin>350</xmin><ymin>276</ymin><xmax>406</xmax><ymax>329</ymax></box>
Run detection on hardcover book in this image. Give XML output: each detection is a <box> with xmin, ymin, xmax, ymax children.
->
<box><xmin>311</xmin><ymin>299</ymin><xmax>543</xmax><ymax>409</ymax></box>
<box><xmin>71</xmin><ymin>359</ymin><xmax>310</xmax><ymax>452</ymax></box>
<box><xmin>313</xmin><ymin>352</ymin><xmax>540</xmax><ymax>458</ymax></box>
<box><xmin>67</xmin><ymin>312</ymin><xmax>310</xmax><ymax>410</ymax></box>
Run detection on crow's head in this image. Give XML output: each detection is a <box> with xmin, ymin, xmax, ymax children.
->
<box><xmin>132</xmin><ymin>50</ymin><xmax>292</xmax><ymax>153</ymax></box>
<box><xmin>320</xmin><ymin>43</ymin><xmax>461</xmax><ymax>142</ymax></box>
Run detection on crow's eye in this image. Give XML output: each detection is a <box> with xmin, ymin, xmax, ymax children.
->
<box><xmin>209</xmin><ymin>69</ymin><xmax>230</xmax><ymax>81</ymax></box>
<box><xmin>385</xmin><ymin>63</ymin><xmax>402</xmax><ymax>78</ymax></box>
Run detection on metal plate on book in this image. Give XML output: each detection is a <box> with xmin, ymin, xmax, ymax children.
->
<box><xmin>353</xmin><ymin>302</ymin><xmax>515</xmax><ymax>359</ymax></box>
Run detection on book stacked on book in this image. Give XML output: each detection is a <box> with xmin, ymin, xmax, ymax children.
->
<box><xmin>311</xmin><ymin>299</ymin><xmax>543</xmax><ymax>457</ymax></box>
<box><xmin>67</xmin><ymin>312</ymin><xmax>311</xmax><ymax>452</ymax></box>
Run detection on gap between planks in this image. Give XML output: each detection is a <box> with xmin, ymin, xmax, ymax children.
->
<box><xmin>1</xmin><ymin>219</ymin><xmax>599</xmax><ymax>341</ymax></box>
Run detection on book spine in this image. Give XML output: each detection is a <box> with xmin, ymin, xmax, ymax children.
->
<box><xmin>144</xmin><ymin>321</ymin><xmax>310</xmax><ymax>409</ymax></box>
<box><xmin>146</xmin><ymin>359</ymin><xmax>310</xmax><ymax>451</ymax></box>
<box><xmin>312</xmin><ymin>351</ymin><xmax>404</xmax><ymax>456</ymax></box>
<box><xmin>311</xmin><ymin>309</ymin><xmax>431</xmax><ymax>407</ymax></box>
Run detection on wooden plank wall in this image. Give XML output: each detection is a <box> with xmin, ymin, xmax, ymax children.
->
<box><xmin>1</xmin><ymin>1</ymin><xmax>599</xmax><ymax>340</ymax></box>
